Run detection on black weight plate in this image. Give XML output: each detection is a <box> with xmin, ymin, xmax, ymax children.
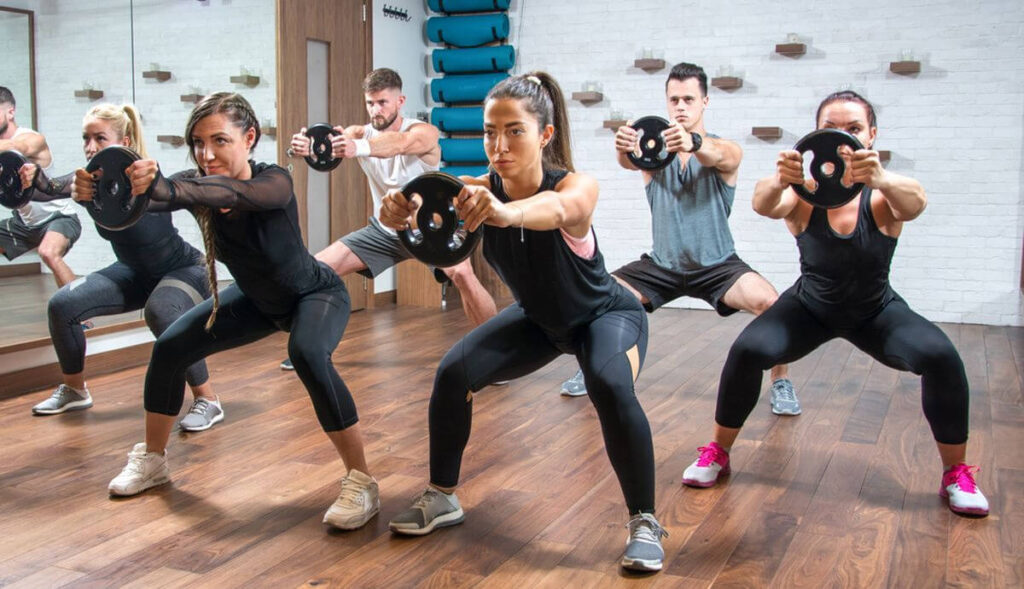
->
<box><xmin>304</xmin><ymin>123</ymin><xmax>341</xmax><ymax>172</ymax></box>
<box><xmin>0</xmin><ymin>150</ymin><xmax>33</xmax><ymax>209</ymax></box>
<box><xmin>791</xmin><ymin>128</ymin><xmax>865</xmax><ymax>209</ymax></box>
<box><xmin>627</xmin><ymin>116</ymin><xmax>676</xmax><ymax>171</ymax></box>
<box><xmin>397</xmin><ymin>172</ymin><xmax>482</xmax><ymax>268</ymax></box>
<box><xmin>84</xmin><ymin>145</ymin><xmax>149</xmax><ymax>230</ymax></box>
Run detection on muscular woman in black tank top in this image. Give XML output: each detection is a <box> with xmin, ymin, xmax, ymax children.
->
<box><xmin>681</xmin><ymin>91</ymin><xmax>988</xmax><ymax>517</ymax></box>
<box><xmin>379</xmin><ymin>72</ymin><xmax>667</xmax><ymax>572</ymax></box>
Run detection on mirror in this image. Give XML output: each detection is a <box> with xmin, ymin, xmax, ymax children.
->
<box><xmin>0</xmin><ymin>0</ymin><xmax>276</xmax><ymax>345</ymax></box>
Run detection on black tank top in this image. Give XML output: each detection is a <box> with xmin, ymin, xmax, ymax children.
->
<box><xmin>484</xmin><ymin>169</ymin><xmax>623</xmax><ymax>333</ymax></box>
<box><xmin>795</xmin><ymin>187</ymin><xmax>898</xmax><ymax>328</ymax></box>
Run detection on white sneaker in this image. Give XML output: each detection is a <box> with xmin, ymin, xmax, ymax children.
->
<box><xmin>108</xmin><ymin>443</ymin><xmax>170</xmax><ymax>496</ymax></box>
<box><xmin>323</xmin><ymin>469</ymin><xmax>380</xmax><ymax>529</ymax></box>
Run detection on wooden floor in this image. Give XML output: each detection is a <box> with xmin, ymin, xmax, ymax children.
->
<box><xmin>1</xmin><ymin>305</ymin><xmax>1021</xmax><ymax>588</ymax></box>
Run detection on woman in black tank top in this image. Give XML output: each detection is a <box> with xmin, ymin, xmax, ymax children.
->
<box><xmin>681</xmin><ymin>91</ymin><xmax>988</xmax><ymax>517</ymax></box>
<box><xmin>380</xmin><ymin>72</ymin><xmax>667</xmax><ymax>572</ymax></box>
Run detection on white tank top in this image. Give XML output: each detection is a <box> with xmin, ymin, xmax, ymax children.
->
<box><xmin>12</xmin><ymin>127</ymin><xmax>76</xmax><ymax>226</ymax></box>
<box><xmin>356</xmin><ymin>117</ymin><xmax>438</xmax><ymax>234</ymax></box>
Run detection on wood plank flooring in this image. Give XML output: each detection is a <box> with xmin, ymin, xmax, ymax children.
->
<box><xmin>1</xmin><ymin>305</ymin><xmax>1020</xmax><ymax>588</ymax></box>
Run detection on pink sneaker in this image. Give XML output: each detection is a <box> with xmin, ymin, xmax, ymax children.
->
<box><xmin>681</xmin><ymin>442</ymin><xmax>730</xmax><ymax>488</ymax></box>
<box><xmin>940</xmin><ymin>463</ymin><xmax>989</xmax><ymax>516</ymax></box>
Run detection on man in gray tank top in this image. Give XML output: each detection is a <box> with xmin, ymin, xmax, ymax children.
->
<box><xmin>560</xmin><ymin>63</ymin><xmax>800</xmax><ymax>416</ymax></box>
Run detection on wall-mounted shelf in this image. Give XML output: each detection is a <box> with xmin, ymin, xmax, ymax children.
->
<box><xmin>157</xmin><ymin>135</ymin><xmax>185</xmax><ymax>147</ymax></box>
<box><xmin>603</xmin><ymin>119</ymin><xmax>627</xmax><ymax>130</ymax></box>
<box><xmin>571</xmin><ymin>91</ymin><xmax>603</xmax><ymax>105</ymax></box>
<box><xmin>230</xmin><ymin>74</ymin><xmax>260</xmax><ymax>87</ymax></box>
<box><xmin>74</xmin><ymin>89</ymin><xmax>104</xmax><ymax>100</ymax></box>
<box><xmin>889</xmin><ymin>61</ymin><xmax>921</xmax><ymax>75</ymax></box>
<box><xmin>711</xmin><ymin>76</ymin><xmax>743</xmax><ymax>90</ymax></box>
<box><xmin>775</xmin><ymin>43</ymin><xmax>806</xmax><ymax>57</ymax></box>
<box><xmin>878</xmin><ymin>150</ymin><xmax>891</xmax><ymax>164</ymax></box>
<box><xmin>142</xmin><ymin>70</ymin><xmax>171</xmax><ymax>82</ymax></box>
<box><xmin>180</xmin><ymin>93</ymin><xmax>203</xmax><ymax>104</ymax></box>
<box><xmin>263</xmin><ymin>127</ymin><xmax>277</xmax><ymax>138</ymax></box>
<box><xmin>752</xmin><ymin>126</ymin><xmax>783</xmax><ymax>140</ymax></box>
<box><xmin>634</xmin><ymin>58</ymin><xmax>666</xmax><ymax>72</ymax></box>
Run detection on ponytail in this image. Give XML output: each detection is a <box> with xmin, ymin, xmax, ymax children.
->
<box><xmin>83</xmin><ymin>103</ymin><xmax>148</xmax><ymax>158</ymax></box>
<box><xmin>486</xmin><ymin>71</ymin><xmax>574</xmax><ymax>172</ymax></box>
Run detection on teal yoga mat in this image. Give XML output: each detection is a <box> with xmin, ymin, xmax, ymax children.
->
<box><xmin>431</xmin><ymin>107</ymin><xmax>484</xmax><ymax>132</ymax></box>
<box><xmin>430</xmin><ymin>73</ymin><xmax>508</xmax><ymax>103</ymax></box>
<box><xmin>442</xmin><ymin>164</ymin><xmax>489</xmax><ymax>178</ymax></box>
<box><xmin>428</xmin><ymin>0</ymin><xmax>511</xmax><ymax>13</ymax></box>
<box><xmin>440</xmin><ymin>138</ymin><xmax>487</xmax><ymax>163</ymax></box>
<box><xmin>432</xmin><ymin>46</ymin><xmax>515</xmax><ymax>74</ymax></box>
<box><xmin>426</xmin><ymin>14</ymin><xmax>509</xmax><ymax>47</ymax></box>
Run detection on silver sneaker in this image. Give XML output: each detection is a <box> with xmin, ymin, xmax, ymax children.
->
<box><xmin>323</xmin><ymin>469</ymin><xmax>380</xmax><ymax>529</ymax></box>
<box><xmin>32</xmin><ymin>384</ymin><xmax>93</xmax><ymax>415</ymax></box>
<box><xmin>559</xmin><ymin>369</ymin><xmax>587</xmax><ymax>397</ymax></box>
<box><xmin>621</xmin><ymin>512</ymin><xmax>668</xmax><ymax>572</ymax></box>
<box><xmin>178</xmin><ymin>397</ymin><xmax>225</xmax><ymax>432</ymax></box>
<box><xmin>389</xmin><ymin>487</ymin><xmax>465</xmax><ymax>535</ymax></box>
<box><xmin>108</xmin><ymin>443</ymin><xmax>170</xmax><ymax>496</ymax></box>
<box><xmin>770</xmin><ymin>378</ymin><xmax>801</xmax><ymax>416</ymax></box>
<box><xmin>280</xmin><ymin>358</ymin><xmax>294</xmax><ymax>370</ymax></box>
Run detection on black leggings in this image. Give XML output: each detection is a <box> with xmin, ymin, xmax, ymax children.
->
<box><xmin>716</xmin><ymin>289</ymin><xmax>969</xmax><ymax>444</ymax></box>
<box><xmin>144</xmin><ymin>283</ymin><xmax>356</xmax><ymax>431</ymax></box>
<box><xmin>47</xmin><ymin>262</ymin><xmax>210</xmax><ymax>386</ymax></box>
<box><xmin>430</xmin><ymin>302</ymin><xmax>655</xmax><ymax>514</ymax></box>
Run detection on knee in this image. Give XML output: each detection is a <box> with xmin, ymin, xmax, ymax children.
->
<box><xmin>750</xmin><ymin>291</ymin><xmax>778</xmax><ymax>316</ymax></box>
<box><xmin>727</xmin><ymin>332</ymin><xmax>778</xmax><ymax>370</ymax></box>
<box><xmin>143</xmin><ymin>297</ymin><xmax>184</xmax><ymax>336</ymax></box>
<box><xmin>921</xmin><ymin>340</ymin><xmax>965</xmax><ymax>379</ymax></box>
<box><xmin>287</xmin><ymin>339</ymin><xmax>329</xmax><ymax>375</ymax></box>
<box><xmin>47</xmin><ymin>288</ymin><xmax>75</xmax><ymax>325</ymax></box>
<box><xmin>443</xmin><ymin>259</ymin><xmax>475</xmax><ymax>287</ymax></box>
<box><xmin>37</xmin><ymin>243</ymin><xmax>66</xmax><ymax>266</ymax></box>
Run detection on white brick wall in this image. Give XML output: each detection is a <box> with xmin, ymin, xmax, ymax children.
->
<box><xmin>507</xmin><ymin>0</ymin><xmax>1024</xmax><ymax>326</ymax></box>
<box><xmin>24</xmin><ymin>0</ymin><xmax>276</xmax><ymax>280</ymax></box>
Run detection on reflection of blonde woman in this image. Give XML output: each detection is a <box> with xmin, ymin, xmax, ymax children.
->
<box><xmin>22</xmin><ymin>103</ymin><xmax>222</xmax><ymax>432</ymax></box>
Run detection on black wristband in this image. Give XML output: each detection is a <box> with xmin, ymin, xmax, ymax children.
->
<box><xmin>688</xmin><ymin>132</ymin><xmax>703</xmax><ymax>153</ymax></box>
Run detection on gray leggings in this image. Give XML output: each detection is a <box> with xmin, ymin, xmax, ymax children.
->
<box><xmin>47</xmin><ymin>261</ymin><xmax>210</xmax><ymax>386</ymax></box>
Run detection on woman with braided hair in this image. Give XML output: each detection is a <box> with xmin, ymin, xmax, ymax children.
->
<box><xmin>78</xmin><ymin>93</ymin><xmax>381</xmax><ymax>531</ymax></box>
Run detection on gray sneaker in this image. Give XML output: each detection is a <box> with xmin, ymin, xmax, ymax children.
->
<box><xmin>560</xmin><ymin>369</ymin><xmax>587</xmax><ymax>397</ymax></box>
<box><xmin>621</xmin><ymin>512</ymin><xmax>668</xmax><ymax>572</ymax></box>
<box><xmin>32</xmin><ymin>384</ymin><xmax>93</xmax><ymax>415</ymax></box>
<box><xmin>280</xmin><ymin>358</ymin><xmax>294</xmax><ymax>370</ymax></box>
<box><xmin>389</xmin><ymin>487</ymin><xmax>465</xmax><ymax>535</ymax></box>
<box><xmin>178</xmin><ymin>397</ymin><xmax>224</xmax><ymax>432</ymax></box>
<box><xmin>770</xmin><ymin>378</ymin><xmax>801</xmax><ymax>416</ymax></box>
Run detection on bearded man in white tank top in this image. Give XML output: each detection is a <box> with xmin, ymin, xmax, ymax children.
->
<box><xmin>0</xmin><ymin>86</ymin><xmax>81</xmax><ymax>287</ymax></box>
<box><xmin>281</xmin><ymin>69</ymin><xmax>497</xmax><ymax>371</ymax></box>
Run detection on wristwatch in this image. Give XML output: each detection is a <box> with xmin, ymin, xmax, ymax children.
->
<box><xmin>688</xmin><ymin>132</ymin><xmax>703</xmax><ymax>153</ymax></box>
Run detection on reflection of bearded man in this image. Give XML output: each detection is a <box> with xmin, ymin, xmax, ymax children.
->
<box><xmin>371</xmin><ymin>110</ymin><xmax>398</xmax><ymax>131</ymax></box>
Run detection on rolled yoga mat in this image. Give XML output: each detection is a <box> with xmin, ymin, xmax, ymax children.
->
<box><xmin>440</xmin><ymin>138</ymin><xmax>487</xmax><ymax>163</ymax></box>
<box><xmin>431</xmin><ymin>107</ymin><xmax>484</xmax><ymax>133</ymax></box>
<box><xmin>432</xmin><ymin>46</ymin><xmax>515</xmax><ymax>74</ymax></box>
<box><xmin>430</xmin><ymin>73</ymin><xmax>508</xmax><ymax>104</ymax></box>
<box><xmin>426</xmin><ymin>13</ymin><xmax>509</xmax><ymax>47</ymax></box>
<box><xmin>442</xmin><ymin>165</ymin><xmax>489</xmax><ymax>178</ymax></box>
<box><xmin>428</xmin><ymin>0</ymin><xmax>511</xmax><ymax>13</ymax></box>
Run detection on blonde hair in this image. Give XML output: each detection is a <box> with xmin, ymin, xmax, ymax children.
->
<box><xmin>83</xmin><ymin>103</ymin><xmax>148</xmax><ymax>158</ymax></box>
<box><xmin>184</xmin><ymin>92</ymin><xmax>261</xmax><ymax>331</ymax></box>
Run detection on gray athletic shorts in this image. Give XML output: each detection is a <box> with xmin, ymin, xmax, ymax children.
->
<box><xmin>0</xmin><ymin>211</ymin><xmax>82</xmax><ymax>261</ymax></box>
<box><xmin>339</xmin><ymin>217</ymin><xmax>414</xmax><ymax>278</ymax></box>
<box><xmin>613</xmin><ymin>253</ymin><xmax>756</xmax><ymax>316</ymax></box>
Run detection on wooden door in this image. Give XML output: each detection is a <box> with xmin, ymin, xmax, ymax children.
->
<box><xmin>277</xmin><ymin>0</ymin><xmax>372</xmax><ymax>311</ymax></box>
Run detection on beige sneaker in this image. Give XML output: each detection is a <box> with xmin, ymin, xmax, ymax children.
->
<box><xmin>323</xmin><ymin>469</ymin><xmax>380</xmax><ymax>529</ymax></box>
<box><xmin>108</xmin><ymin>443</ymin><xmax>170</xmax><ymax>496</ymax></box>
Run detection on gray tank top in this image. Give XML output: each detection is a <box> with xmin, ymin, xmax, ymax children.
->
<box><xmin>645</xmin><ymin>142</ymin><xmax>736</xmax><ymax>271</ymax></box>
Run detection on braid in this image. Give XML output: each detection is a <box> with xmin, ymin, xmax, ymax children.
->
<box><xmin>193</xmin><ymin>206</ymin><xmax>220</xmax><ymax>331</ymax></box>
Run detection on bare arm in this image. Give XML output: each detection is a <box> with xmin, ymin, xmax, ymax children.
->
<box><xmin>851</xmin><ymin>150</ymin><xmax>926</xmax><ymax>222</ymax></box>
<box><xmin>693</xmin><ymin>135</ymin><xmax>742</xmax><ymax>176</ymax></box>
<box><xmin>364</xmin><ymin>121</ymin><xmax>440</xmax><ymax>159</ymax></box>
<box><xmin>0</xmin><ymin>131</ymin><xmax>52</xmax><ymax>168</ymax></box>
<box><xmin>456</xmin><ymin>172</ymin><xmax>598</xmax><ymax>237</ymax></box>
<box><xmin>752</xmin><ymin>149</ymin><xmax>805</xmax><ymax>219</ymax></box>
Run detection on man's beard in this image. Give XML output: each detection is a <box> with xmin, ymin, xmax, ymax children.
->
<box><xmin>371</xmin><ymin>111</ymin><xmax>398</xmax><ymax>131</ymax></box>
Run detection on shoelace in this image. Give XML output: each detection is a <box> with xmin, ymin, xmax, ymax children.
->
<box><xmin>773</xmin><ymin>381</ymin><xmax>796</xmax><ymax>403</ymax></box>
<box><xmin>945</xmin><ymin>464</ymin><xmax>980</xmax><ymax>493</ymax></box>
<box><xmin>51</xmin><ymin>385</ymin><xmax>73</xmax><ymax>402</ymax></box>
<box><xmin>412</xmin><ymin>488</ymin><xmax>442</xmax><ymax>511</ymax></box>
<box><xmin>626</xmin><ymin>513</ymin><xmax>668</xmax><ymax>543</ymax></box>
<box><xmin>695</xmin><ymin>445</ymin><xmax>724</xmax><ymax>467</ymax></box>
<box><xmin>335</xmin><ymin>477</ymin><xmax>367</xmax><ymax>505</ymax></box>
<box><xmin>188</xmin><ymin>398</ymin><xmax>212</xmax><ymax>415</ymax></box>
<box><xmin>121</xmin><ymin>450</ymin><xmax>149</xmax><ymax>476</ymax></box>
